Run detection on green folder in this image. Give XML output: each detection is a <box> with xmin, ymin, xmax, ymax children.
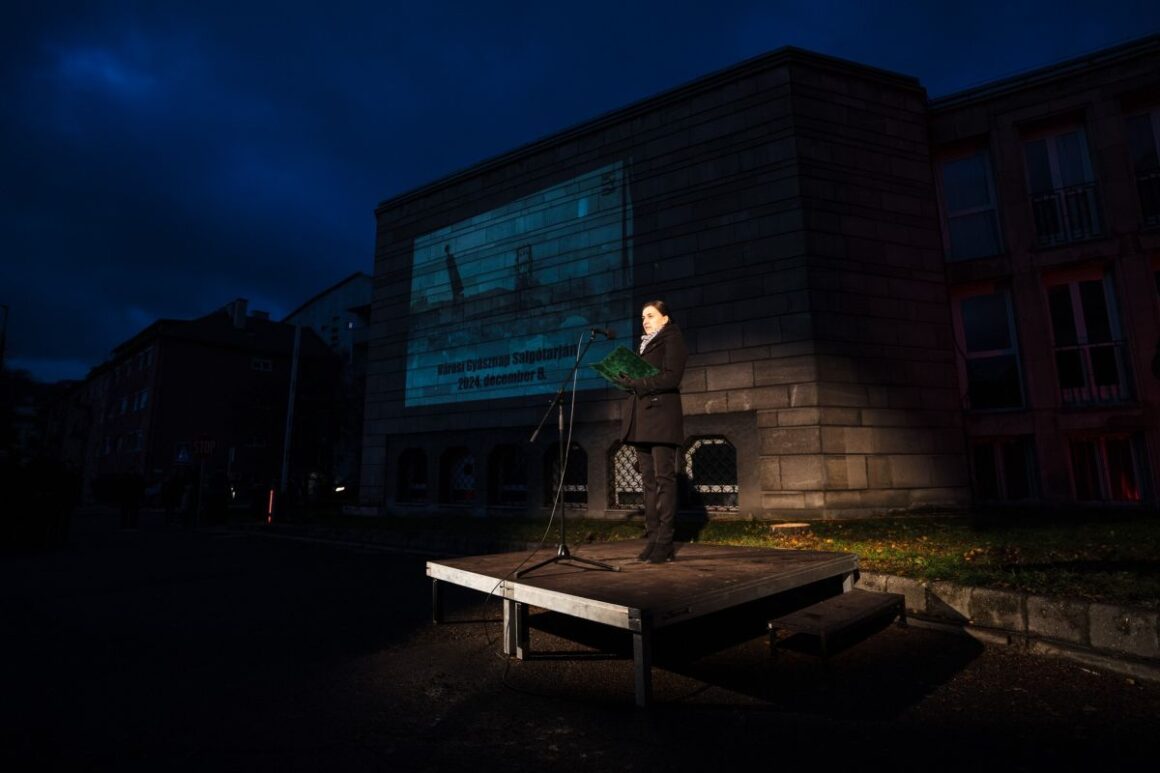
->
<box><xmin>590</xmin><ymin>345</ymin><xmax>659</xmax><ymax>390</ymax></box>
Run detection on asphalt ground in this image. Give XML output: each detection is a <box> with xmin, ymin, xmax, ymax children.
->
<box><xmin>2</xmin><ymin>509</ymin><xmax>1158</xmax><ymax>772</ymax></box>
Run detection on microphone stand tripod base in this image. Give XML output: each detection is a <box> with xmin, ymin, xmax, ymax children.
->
<box><xmin>516</xmin><ymin>543</ymin><xmax>620</xmax><ymax>578</ymax></box>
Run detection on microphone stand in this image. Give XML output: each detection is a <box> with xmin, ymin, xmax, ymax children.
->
<box><xmin>517</xmin><ymin>330</ymin><xmax>619</xmax><ymax>577</ymax></box>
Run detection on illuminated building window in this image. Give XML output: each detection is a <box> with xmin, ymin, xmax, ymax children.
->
<box><xmin>488</xmin><ymin>444</ymin><xmax>527</xmax><ymax>507</ymax></box>
<box><xmin>439</xmin><ymin>447</ymin><xmax>475</xmax><ymax>505</ymax></box>
<box><xmin>1046</xmin><ymin>270</ymin><xmax>1131</xmax><ymax>407</ymax></box>
<box><xmin>608</xmin><ymin>443</ymin><xmax>643</xmax><ymax>510</ymax></box>
<box><xmin>544</xmin><ymin>442</ymin><xmax>587</xmax><ymax>508</ymax></box>
<box><xmin>938</xmin><ymin>149</ymin><xmax>1003</xmax><ymax>261</ymax></box>
<box><xmin>971</xmin><ymin>437</ymin><xmax>1036</xmax><ymax>502</ymax></box>
<box><xmin>1023</xmin><ymin>127</ymin><xmax>1103</xmax><ymax>247</ymax></box>
<box><xmin>682</xmin><ymin>437</ymin><xmax>739</xmax><ymax>512</ymax></box>
<box><xmin>952</xmin><ymin>287</ymin><xmax>1024</xmax><ymax>410</ymax></box>
<box><xmin>1125</xmin><ymin>109</ymin><xmax>1160</xmax><ymax>228</ymax></box>
<box><xmin>1068</xmin><ymin>434</ymin><xmax>1143</xmax><ymax>503</ymax></box>
<box><xmin>396</xmin><ymin>448</ymin><xmax>428</xmax><ymax>504</ymax></box>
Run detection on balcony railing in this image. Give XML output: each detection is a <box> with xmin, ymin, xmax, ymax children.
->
<box><xmin>1056</xmin><ymin>340</ymin><xmax>1131</xmax><ymax>407</ymax></box>
<box><xmin>1137</xmin><ymin>168</ymin><xmax>1160</xmax><ymax>229</ymax></box>
<box><xmin>1030</xmin><ymin>182</ymin><xmax>1103</xmax><ymax>247</ymax></box>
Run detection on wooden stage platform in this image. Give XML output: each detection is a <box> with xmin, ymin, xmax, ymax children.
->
<box><xmin>427</xmin><ymin>540</ymin><xmax>859</xmax><ymax>706</ymax></box>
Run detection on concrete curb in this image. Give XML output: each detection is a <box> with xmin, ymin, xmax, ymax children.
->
<box><xmin>858</xmin><ymin>572</ymin><xmax>1160</xmax><ymax>683</ymax></box>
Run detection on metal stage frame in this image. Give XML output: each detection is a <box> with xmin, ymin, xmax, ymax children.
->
<box><xmin>427</xmin><ymin>541</ymin><xmax>859</xmax><ymax>706</ymax></box>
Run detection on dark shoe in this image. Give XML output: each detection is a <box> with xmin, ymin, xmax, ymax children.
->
<box><xmin>646</xmin><ymin>544</ymin><xmax>674</xmax><ymax>564</ymax></box>
<box><xmin>636</xmin><ymin>541</ymin><xmax>656</xmax><ymax>561</ymax></box>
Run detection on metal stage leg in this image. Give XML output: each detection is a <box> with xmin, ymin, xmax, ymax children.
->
<box><xmin>516</xmin><ymin>602</ymin><xmax>529</xmax><ymax>659</ymax></box>
<box><xmin>431</xmin><ymin>579</ymin><xmax>443</xmax><ymax>624</ymax></box>
<box><xmin>503</xmin><ymin>599</ymin><xmax>516</xmax><ymax>656</ymax></box>
<box><xmin>632</xmin><ymin>618</ymin><xmax>653</xmax><ymax>708</ymax></box>
<box><xmin>503</xmin><ymin>599</ymin><xmax>529</xmax><ymax>658</ymax></box>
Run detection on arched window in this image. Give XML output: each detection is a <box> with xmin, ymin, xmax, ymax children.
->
<box><xmin>544</xmin><ymin>442</ymin><xmax>587</xmax><ymax>507</ymax></box>
<box><xmin>396</xmin><ymin>448</ymin><xmax>428</xmax><ymax>504</ymax></box>
<box><xmin>683</xmin><ymin>436</ymin><xmax>738</xmax><ymax>511</ymax></box>
<box><xmin>608</xmin><ymin>442</ymin><xmax>644</xmax><ymax>510</ymax></box>
<box><xmin>488</xmin><ymin>444</ymin><xmax>527</xmax><ymax>507</ymax></box>
<box><xmin>439</xmin><ymin>447</ymin><xmax>475</xmax><ymax>505</ymax></box>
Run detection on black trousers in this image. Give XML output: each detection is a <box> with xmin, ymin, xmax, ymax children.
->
<box><xmin>634</xmin><ymin>443</ymin><xmax>678</xmax><ymax>547</ymax></box>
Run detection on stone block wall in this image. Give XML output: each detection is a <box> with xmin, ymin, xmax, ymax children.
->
<box><xmin>361</xmin><ymin>47</ymin><xmax>968</xmax><ymax>517</ymax></box>
<box><xmin>860</xmin><ymin>572</ymin><xmax>1160</xmax><ymax>681</ymax></box>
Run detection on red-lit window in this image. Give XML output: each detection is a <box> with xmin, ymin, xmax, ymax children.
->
<box><xmin>1045</xmin><ymin>268</ymin><xmax>1130</xmax><ymax>407</ymax></box>
<box><xmin>1068</xmin><ymin>434</ymin><xmax>1142</xmax><ymax>503</ymax></box>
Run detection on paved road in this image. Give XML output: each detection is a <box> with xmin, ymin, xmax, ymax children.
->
<box><xmin>3</xmin><ymin>510</ymin><xmax>1157</xmax><ymax>771</ymax></box>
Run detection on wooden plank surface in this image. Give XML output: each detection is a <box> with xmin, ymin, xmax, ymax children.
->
<box><xmin>427</xmin><ymin>540</ymin><xmax>858</xmax><ymax>631</ymax></box>
<box><xmin>769</xmin><ymin>588</ymin><xmax>904</xmax><ymax>635</ymax></box>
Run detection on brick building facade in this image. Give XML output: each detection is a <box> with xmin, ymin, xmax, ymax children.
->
<box><xmin>930</xmin><ymin>36</ymin><xmax>1160</xmax><ymax>506</ymax></box>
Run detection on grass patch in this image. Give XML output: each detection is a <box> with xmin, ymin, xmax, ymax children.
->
<box><xmin>276</xmin><ymin>508</ymin><xmax>1160</xmax><ymax>608</ymax></box>
<box><xmin>690</xmin><ymin>514</ymin><xmax>1160</xmax><ymax>608</ymax></box>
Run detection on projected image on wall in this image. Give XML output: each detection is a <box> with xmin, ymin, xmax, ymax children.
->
<box><xmin>405</xmin><ymin>161</ymin><xmax>634</xmax><ymax>407</ymax></box>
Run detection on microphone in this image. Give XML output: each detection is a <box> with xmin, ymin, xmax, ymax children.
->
<box><xmin>590</xmin><ymin>328</ymin><xmax>615</xmax><ymax>339</ymax></box>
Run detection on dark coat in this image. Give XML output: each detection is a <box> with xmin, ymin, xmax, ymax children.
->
<box><xmin>621</xmin><ymin>321</ymin><xmax>687</xmax><ymax>446</ymax></box>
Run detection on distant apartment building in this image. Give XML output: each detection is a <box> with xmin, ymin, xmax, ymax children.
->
<box><xmin>929</xmin><ymin>36</ymin><xmax>1160</xmax><ymax>506</ymax></box>
<box><xmin>80</xmin><ymin>299</ymin><xmax>339</xmax><ymax>510</ymax></box>
<box><xmin>284</xmin><ymin>272</ymin><xmax>372</xmax><ymax>491</ymax></box>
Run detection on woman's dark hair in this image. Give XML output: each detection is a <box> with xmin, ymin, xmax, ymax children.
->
<box><xmin>642</xmin><ymin>299</ymin><xmax>671</xmax><ymax>318</ymax></box>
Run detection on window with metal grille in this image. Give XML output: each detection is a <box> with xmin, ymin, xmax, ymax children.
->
<box><xmin>396</xmin><ymin>448</ymin><xmax>428</xmax><ymax>504</ymax></box>
<box><xmin>544</xmin><ymin>442</ymin><xmax>587</xmax><ymax>508</ymax></box>
<box><xmin>439</xmin><ymin>447</ymin><xmax>475</xmax><ymax>505</ymax></box>
<box><xmin>608</xmin><ymin>443</ymin><xmax>643</xmax><ymax>510</ymax></box>
<box><xmin>1023</xmin><ymin>129</ymin><xmax>1103</xmax><ymax>247</ymax></box>
<box><xmin>682</xmin><ymin>437</ymin><xmax>739</xmax><ymax>511</ymax></box>
<box><xmin>1046</xmin><ymin>270</ymin><xmax>1131</xmax><ymax>407</ymax></box>
<box><xmin>488</xmin><ymin>444</ymin><xmax>527</xmax><ymax>507</ymax></box>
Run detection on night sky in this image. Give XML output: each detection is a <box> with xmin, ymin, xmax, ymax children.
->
<box><xmin>3</xmin><ymin>1</ymin><xmax>1158</xmax><ymax>383</ymax></box>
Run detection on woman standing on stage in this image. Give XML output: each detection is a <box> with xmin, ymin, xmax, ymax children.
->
<box><xmin>619</xmin><ymin>300</ymin><xmax>687</xmax><ymax>564</ymax></box>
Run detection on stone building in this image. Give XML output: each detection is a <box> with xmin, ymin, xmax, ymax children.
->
<box><xmin>360</xmin><ymin>36</ymin><xmax>1160</xmax><ymax>518</ymax></box>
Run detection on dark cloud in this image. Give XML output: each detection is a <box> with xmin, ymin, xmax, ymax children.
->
<box><xmin>3</xmin><ymin>1</ymin><xmax>1158</xmax><ymax>381</ymax></box>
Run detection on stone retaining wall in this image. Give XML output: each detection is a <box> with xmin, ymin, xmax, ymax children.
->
<box><xmin>859</xmin><ymin>572</ymin><xmax>1160</xmax><ymax>682</ymax></box>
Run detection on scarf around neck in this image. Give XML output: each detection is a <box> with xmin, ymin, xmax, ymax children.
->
<box><xmin>639</xmin><ymin>325</ymin><xmax>663</xmax><ymax>354</ymax></box>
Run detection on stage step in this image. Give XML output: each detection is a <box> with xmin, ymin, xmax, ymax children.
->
<box><xmin>768</xmin><ymin>588</ymin><xmax>906</xmax><ymax>659</ymax></box>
